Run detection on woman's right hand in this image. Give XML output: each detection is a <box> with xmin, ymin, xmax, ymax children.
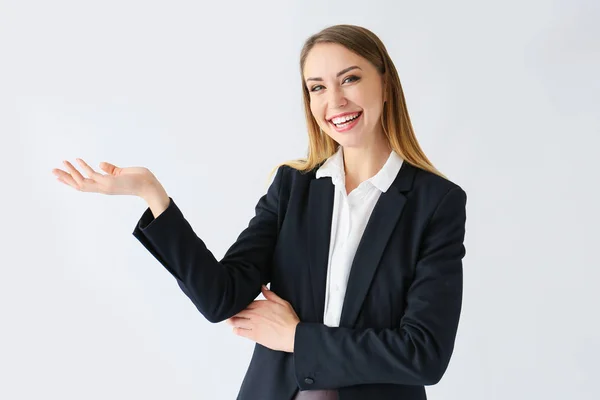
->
<box><xmin>52</xmin><ymin>158</ymin><xmax>158</xmax><ymax>197</ymax></box>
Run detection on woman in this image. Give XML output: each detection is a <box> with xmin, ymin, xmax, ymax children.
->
<box><xmin>52</xmin><ymin>24</ymin><xmax>467</xmax><ymax>400</ymax></box>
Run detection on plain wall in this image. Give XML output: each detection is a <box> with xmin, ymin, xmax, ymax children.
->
<box><xmin>1</xmin><ymin>0</ymin><xmax>598</xmax><ymax>398</ymax></box>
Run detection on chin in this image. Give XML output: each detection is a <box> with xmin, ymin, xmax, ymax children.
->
<box><xmin>336</xmin><ymin>140</ymin><xmax>362</xmax><ymax>149</ymax></box>
<box><xmin>330</xmin><ymin>132</ymin><xmax>368</xmax><ymax>149</ymax></box>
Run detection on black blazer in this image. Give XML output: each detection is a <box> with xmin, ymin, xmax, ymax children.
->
<box><xmin>132</xmin><ymin>159</ymin><xmax>467</xmax><ymax>400</ymax></box>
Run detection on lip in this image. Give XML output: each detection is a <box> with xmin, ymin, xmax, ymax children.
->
<box><xmin>327</xmin><ymin>111</ymin><xmax>362</xmax><ymax>122</ymax></box>
<box><xmin>328</xmin><ymin>111</ymin><xmax>362</xmax><ymax>133</ymax></box>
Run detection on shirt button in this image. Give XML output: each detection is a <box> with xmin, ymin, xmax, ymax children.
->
<box><xmin>304</xmin><ymin>377</ymin><xmax>314</xmax><ymax>384</ymax></box>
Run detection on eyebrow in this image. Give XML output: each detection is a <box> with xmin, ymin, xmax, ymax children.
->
<box><xmin>305</xmin><ymin>65</ymin><xmax>362</xmax><ymax>82</ymax></box>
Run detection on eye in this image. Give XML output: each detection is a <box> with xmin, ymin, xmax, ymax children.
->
<box><xmin>309</xmin><ymin>75</ymin><xmax>359</xmax><ymax>93</ymax></box>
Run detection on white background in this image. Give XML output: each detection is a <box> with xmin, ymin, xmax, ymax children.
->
<box><xmin>1</xmin><ymin>0</ymin><xmax>598</xmax><ymax>399</ymax></box>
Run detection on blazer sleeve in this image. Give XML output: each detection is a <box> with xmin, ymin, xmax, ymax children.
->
<box><xmin>131</xmin><ymin>166</ymin><xmax>285</xmax><ymax>323</ymax></box>
<box><xmin>293</xmin><ymin>186</ymin><xmax>467</xmax><ymax>389</ymax></box>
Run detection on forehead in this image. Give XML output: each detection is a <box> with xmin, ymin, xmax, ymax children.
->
<box><xmin>303</xmin><ymin>43</ymin><xmax>370</xmax><ymax>78</ymax></box>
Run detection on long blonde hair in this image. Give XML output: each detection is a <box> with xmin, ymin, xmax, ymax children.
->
<box><xmin>270</xmin><ymin>24</ymin><xmax>446</xmax><ymax>181</ymax></box>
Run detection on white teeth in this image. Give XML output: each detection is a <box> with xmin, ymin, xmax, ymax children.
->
<box><xmin>331</xmin><ymin>112</ymin><xmax>360</xmax><ymax>125</ymax></box>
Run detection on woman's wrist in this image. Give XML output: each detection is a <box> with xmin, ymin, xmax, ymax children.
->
<box><xmin>139</xmin><ymin>176</ymin><xmax>170</xmax><ymax>218</ymax></box>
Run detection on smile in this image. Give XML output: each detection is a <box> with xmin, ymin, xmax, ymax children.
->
<box><xmin>328</xmin><ymin>111</ymin><xmax>363</xmax><ymax>132</ymax></box>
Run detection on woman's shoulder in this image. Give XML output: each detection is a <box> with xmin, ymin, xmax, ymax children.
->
<box><xmin>274</xmin><ymin>162</ymin><xmax>318</xmax><ymax>184</ymax></box>
<box><xmin>413</xmin><ymin>165</ymin><xmax>464</xmax><ymax>192</ymax></box>
<box><xmin>409</xmin><ymin>164</ymin><xmax>467</xmax><ymax>208</ymax></box>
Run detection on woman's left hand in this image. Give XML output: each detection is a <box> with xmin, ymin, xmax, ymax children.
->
<box><xmin>226</xmin><ymin>285</ymin><xmax>300</xmax><ymax>353</ymax></box>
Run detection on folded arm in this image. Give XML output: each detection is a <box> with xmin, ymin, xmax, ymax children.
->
<box><xmin>132</xmin><ymin>167</ymin><xmax>285</xmax><ymax>323</ymax></box>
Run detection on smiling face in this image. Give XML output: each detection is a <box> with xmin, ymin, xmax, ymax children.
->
<box><xmin>303</xmin><ymin>42</ymin><xmax>386</xmax><ymax>149</ymax></box>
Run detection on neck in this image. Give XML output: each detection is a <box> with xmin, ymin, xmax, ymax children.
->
<box><xmin>341</xmin><ymin>134</ymin><xmax>392</xmax><ymax>191</ymax></box>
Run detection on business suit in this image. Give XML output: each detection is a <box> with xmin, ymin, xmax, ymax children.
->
<box><xmin>132</xmin><ymin>159</ymin><xmax>467</xmax><ymax>400</ymax></box>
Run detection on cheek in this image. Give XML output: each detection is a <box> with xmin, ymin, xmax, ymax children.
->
<box><xmin>310</xmin><ymin>100</ymin><xmax>325</xmax><ymax>121</ymax></box>
<box><xmin>358</xmin><ymin>89</ymin><xmax>381</xmax><ymax>108</ymax></box>
<box><xmin>362</xmin><ymin>93</ymin><xmax>384</xmax><ymax>120</ymax></box>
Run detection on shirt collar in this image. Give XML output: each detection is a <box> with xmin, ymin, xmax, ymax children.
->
<box><xmin>316</xmin><ymin>146</ymin><xmax>345</xmax><ymax>186</ymax></box>
<box><xmin>316</xmin><ymin>146</ymin><xmax>404</xmax><ymax>193</ymax></box>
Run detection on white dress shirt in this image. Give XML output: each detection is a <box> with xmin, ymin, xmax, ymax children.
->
<box><xmin>315</xmin><ymin>146</ymin><xmax>404</xmax><ymax>327</ymax></box>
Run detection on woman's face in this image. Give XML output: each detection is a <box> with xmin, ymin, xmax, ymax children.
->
<box><xmin>303</xmin><ymin>42</ymin><xmax>386</xmax><ymax>149</ymax></box>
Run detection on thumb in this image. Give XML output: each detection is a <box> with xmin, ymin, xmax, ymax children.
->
<box><xmin>262</xmin><ymin>285</ymin><xmax>285</xmax><ymax>304</ymax></box>
<box><xmin>99</xmin><ymin>162</ymin><xmax>119</xmax><ymax>175</ymax></box>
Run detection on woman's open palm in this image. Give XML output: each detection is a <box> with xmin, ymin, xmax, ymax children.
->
<box><xmin>52</xmin><ymin>158</ymin><xmax>155</xmax><ymax>196</ymax></box>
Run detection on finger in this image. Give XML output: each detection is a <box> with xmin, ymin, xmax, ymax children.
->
<box><xmin>262</xmin><ymin>286</ymin><xmax>286</xmax><ymax>306</ymax></box>
<box><xmin>233</xmin><ymin>327</ymin><xmax>253</xmax><ymax>340</ymax></box>
<box><xmin>53</xmin><ymin>168</ymin><xmax>80</xmax><ymax>190</ymax></box>
<box><xmin>234</xmin><ymin>310</ymin><xmax>258</xmax><ymax>319</ymax></box>
<box><xmin>63</xmin><ymin>160</ymin><xmax>99</xmax><ymax>192</ymax></box>
<box><xmin>228</xmin><ymin>316</ymin><xmax>253</xmax><ymax>330</ymax></box>
<box><xmin>99</xmin><ymin>161</ymin><xmax>119</xmax><ymax>175</ymax></box>
<box><xmin>245</xmin><ymin>300</ymin><xmax>269</xmax><ymax>310</ymax></box>
<box><xmin>62</xmin><ymin>160</ymin><xmax>86</xmax><ymax>187</ymax></box>
<box><xmin>76</xmin><ymin>158</ymin><xmax>103</xmax><ymax>179</ymax></box>
<box><xmin>262</xmin><ymin>285</ymin><xmax>279</xmax><ymax>298</ymax></box>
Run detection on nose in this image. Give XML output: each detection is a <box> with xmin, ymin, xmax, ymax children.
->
<box><xmin>327</xmin><ymin>87</ymin><xmax>347</xmax><ymax>109</ymax></box>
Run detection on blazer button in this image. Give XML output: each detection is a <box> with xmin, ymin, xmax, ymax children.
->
<box><xmin>304</xmin><ymin>377</ymin><xmax>314</xmax><ymax>385</ymax></box>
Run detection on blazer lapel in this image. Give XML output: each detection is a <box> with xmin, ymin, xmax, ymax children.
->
<box><xmin>339</xmin><ymin>161</ymin><xmax>417</xmax><ymax>328</ymax></box>
<box><xmin>307</xmin><ymin>177</ymin><xmax>334</xmax><ymax>322</ymax></box>
<box><xmin>305</xmin><ymin>160</ymin><xmax>417</xmax><ymax>326</ymax></box>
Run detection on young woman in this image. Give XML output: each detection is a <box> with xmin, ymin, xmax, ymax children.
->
<box><xmin>52</xmin><ymin>24</ymin><xmax>467</xmax><ymax>400</ymax></box>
